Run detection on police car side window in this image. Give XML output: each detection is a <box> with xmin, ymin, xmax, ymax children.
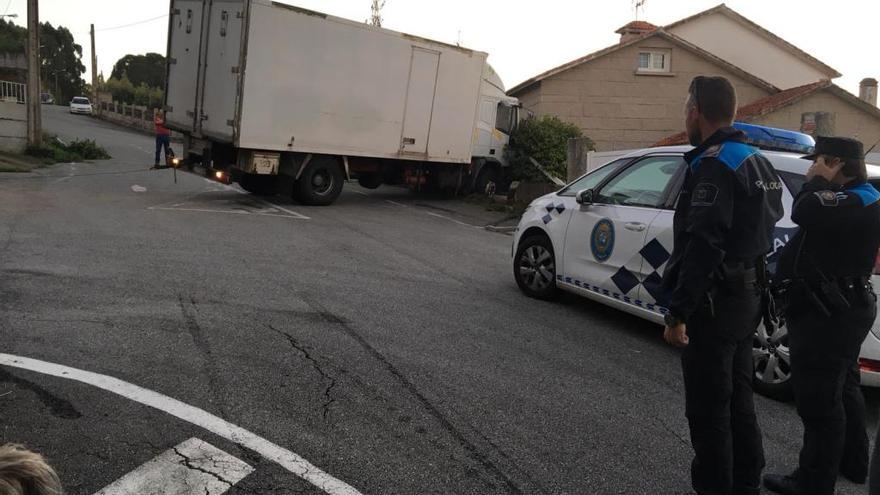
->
<box><xmin>595</xmin><ymin>156</ymin><xmax>685</xmax><ymax>208</ymax></box>
<box><xmin>558</xmin><ymin>159</ymin><xmax>628</xmax><ymax>197</ymax></box>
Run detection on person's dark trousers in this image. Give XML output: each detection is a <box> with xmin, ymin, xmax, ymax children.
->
<box><xmin>870</xmin><ymin>425</ymin><xmax>880</xmax><ymax>494</ymax></box>
<box><xmin>682</xmin><ymin>285</ymin><xmax>766</xmax><ymax>495</ymax></box>
<box><xmin>155</xmin><ymin>134</ymin><xmax>170</xmax><ymax>165</ymax></box>
<box><xmin>787</xmin><ymin>295</ymin><xmax>875</xmax><ymax>495</ymax></box>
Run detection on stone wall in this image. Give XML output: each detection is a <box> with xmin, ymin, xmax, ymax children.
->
<box><xmin>0</xmin><ymin>100</ymin><xmax>27</xmax><ymax>152</ymax></box>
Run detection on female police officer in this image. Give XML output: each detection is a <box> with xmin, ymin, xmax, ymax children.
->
<box><xmin>764</xmin><ymin>137</ymin><xmax>880</xmax><ymax>495</ymax></box>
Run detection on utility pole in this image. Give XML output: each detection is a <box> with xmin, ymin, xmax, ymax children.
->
<box><xmin>26</xmin><ymin>0</ymin><xmax>40</xmax><ymax>146</ymax></box>
<box><xmin>90</xmin><ymin>23</ymin><xmax>97</xmax><ymax>114</ymax></box>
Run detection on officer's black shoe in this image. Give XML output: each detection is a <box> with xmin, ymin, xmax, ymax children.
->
<box><xmin>763</xmin><ymin>471</ymin><xmax>803</xmax><ymax>494</ymax></box>
<box><xmin>838</xmin><ymin>467</ymin><xmax>867</xmax><ymax>484</ymax></box>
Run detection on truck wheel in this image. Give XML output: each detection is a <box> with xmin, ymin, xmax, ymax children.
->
<box><xmin>514</xmin><ymin>234</ymin><xmax>559</xmax><ymax>300</ymax></box>
<box><xmin>474</xmin><ymin>163</ymin><xmax>499</xmax><ymax>195</ymax></box>
<box><xmin>357</xmin><ymin>173</ymin><xmax>383</xmax><ymax>189</ymax></box>
<box><xmin>239</xmin><ymin>173</ymin><xmax>277</xmax><ymax>196</ymax></box>
<box><xmin>295</xmin><ymin>156</ymin><xmax>344</xmax><ymax>205</ymax></box>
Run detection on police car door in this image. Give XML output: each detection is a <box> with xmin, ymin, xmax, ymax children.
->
<box><xmin>562</xmin><ymin>155</ymin><xmax>685</xmax><ymax>308</ymax></box>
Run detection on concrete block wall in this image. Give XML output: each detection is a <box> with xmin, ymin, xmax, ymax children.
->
<box><xmin>0</xmin><ymin>100</ymin><xmax>26</xmax><ymax>152</ymax></box>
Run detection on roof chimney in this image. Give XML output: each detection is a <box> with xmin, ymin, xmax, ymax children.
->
<box><xmin>615</xmin><ymin>21</ymin><xmax>657</xmax><ymax>44</ymax></box>
<box><xmin>860</xmin><ymin>78</ymin><xmax>878</xmax><ymax>107</ymax></box>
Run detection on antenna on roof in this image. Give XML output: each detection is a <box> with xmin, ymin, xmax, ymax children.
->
<box><xmin>369</xmin><ymin>0</ymin><xmax>385</xmax><ymax>27</ymax></box>
<box><xmin>633</xmin><ymin>0</ymin><xmax>647</xmax><ymax>20</ymax></box>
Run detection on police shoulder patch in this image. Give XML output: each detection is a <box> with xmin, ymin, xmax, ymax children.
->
<box><xmin>692</xmin><ymin>182</ymin><xmax>719</xmax><ymax>207</ymax></box>
<box><xmin>815</xmin><ymin>190</ymin><xmax>839</xmax><ymax>207</ymax></box>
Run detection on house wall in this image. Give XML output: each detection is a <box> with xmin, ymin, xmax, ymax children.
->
<box><xmin>752</xmin><ymin>89</ymin><xmax>880</xmax><ymax>150</ymax></box>
<box><xmin>668</xmin><ymin>12</ymin><xmax>832</xmax><ymax>89</ymax></box>
<box><xmin>521</xmin><ymin>37</ymin><xmax>772</xmax><ymax>151</ymax></box>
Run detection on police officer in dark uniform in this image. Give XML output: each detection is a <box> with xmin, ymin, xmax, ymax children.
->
<box><xmin>763</xmin><ymin>137</ymin><xmax>880</xmax><ymax>495</ymax></box>
<box><xmin>662</xmin><ymin>75</ymin><xmax>784</xmax><ymax>495</ymax></box>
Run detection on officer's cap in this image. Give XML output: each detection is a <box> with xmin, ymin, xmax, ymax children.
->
<box><xmin>802</xmin><ymin>136</ymin><xmax>864</xmax><ymax>162</ymax></box>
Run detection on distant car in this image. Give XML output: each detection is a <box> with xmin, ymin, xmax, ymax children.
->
<box><xmin>511</xmin><ymin>122</ymin><xmax>880</xmax><ymax>399</ymax></box>
<box><xmin>40</xmin><ymin>93</ymin><xmax>54</xmax><ymax>105</ymax></box>
<box><xmin>69</xmin><ymin>97</ymin><xmax>92</xmax><ymax>115</ymax></box>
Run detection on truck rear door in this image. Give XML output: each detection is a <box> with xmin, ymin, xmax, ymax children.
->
<box><xmin>400</xmin><ymin>47</ymin><xmax>440</xmax><ymax>155</ymax></box>
<box><xmin>165</xmin><ymin>0</ymin><xmax>207</xmax><ymax>132</ymax></box>
<box><xmin>199</xmin><ymin>0</ymin><xmax>246</xmax><ymax>142</ymax></box>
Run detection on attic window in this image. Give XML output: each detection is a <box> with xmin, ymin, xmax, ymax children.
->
<box><xmin>637</xmin><ymin>50</ymin><xmax>670</xmax><ymax>73</ymax></box>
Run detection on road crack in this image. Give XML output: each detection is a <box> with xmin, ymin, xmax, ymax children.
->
<box><xmin>265</xmin><ymin>324</ymin><xmax>337</xmax><ymax>421</ymax></box>
<box><xmin>173</xmin><ymin>447</ymin><xmax>235</xmax><ymax>488</ymax></box>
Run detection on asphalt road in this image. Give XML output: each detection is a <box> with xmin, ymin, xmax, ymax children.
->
<box><xmin>0</xmin><ymin>105</ymin><xmax>877</xmax><ymax>494</ymax></box>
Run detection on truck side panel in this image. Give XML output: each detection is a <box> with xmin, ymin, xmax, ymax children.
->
<box><xmin>165</xmin><ymin>0</ymin><xmax>207</xmax><ymax>132</ymax></box>
<box><xmin>199</xmin><ymin>0</ymin><xmax>246</xmax><ymax>142</ymax></box>
<box><xmin>235</xmin><ymin>0</ymin><xmax>485</xmax><ymax>164</ymax></box>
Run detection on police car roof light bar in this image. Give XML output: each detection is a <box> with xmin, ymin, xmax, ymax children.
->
<box><xmin>733</xmin><ymin>122</ymin><xmax>816</xmax><ymax>155</ymax></box>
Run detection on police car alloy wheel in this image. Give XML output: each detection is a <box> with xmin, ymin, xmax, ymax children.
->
<box><xmin>514</xmin><ymin>235</ymin><xmax>559</xmax><ymax>300</ymax></box>
<box><xmin>752</xmin><ymin>319</ymin><xmax>792</xmax><ymax>399</ymax></box>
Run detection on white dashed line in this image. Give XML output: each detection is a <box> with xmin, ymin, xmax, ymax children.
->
<box><xmin>385</xmin><ymin>200</ymin><xmax>407</xmax><ymax>208</ymax></box>
<box><xmin>94</xmin><ymin>438</ymin><xmax>253</xmax><ymax>495</ymax></box>
<box><xmin>0</xmin><ymin>353</ymin><xmax>363</xmax><ymax>495</ymax></box>
<box><xmin>131</xmin><ymin>185</ymin><xmax>147</xmax><ymax>193</ymax></box>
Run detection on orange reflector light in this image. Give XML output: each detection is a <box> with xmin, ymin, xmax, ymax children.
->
<box><xmin>859</xmin><ymin>358</ymin><xmax>880</xmax><ymax>373</ymax></box>
<box><xmin>171</xmin><ymin>157</ymin><xmax>181</xmax><ymax>166</ymax></box>
<box><xmin>215</xmin><ymin>171</ymin><xmax>224</xmax><ymax>180</ymax></box>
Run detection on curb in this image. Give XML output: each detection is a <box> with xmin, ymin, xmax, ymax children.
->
<box><xmin>484</xmin><ymin>225</ymin><xmax>517</xmax><ymax>234</ymax></box>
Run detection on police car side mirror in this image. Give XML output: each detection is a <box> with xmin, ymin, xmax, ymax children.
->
<box><xmin>576</xmin><ymin>189</ymin><xmax>594</xmax><ymax>205</ymax></box>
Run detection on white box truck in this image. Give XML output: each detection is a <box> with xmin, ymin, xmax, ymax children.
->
<box><xmin>164</xmin><ymin>0</ymin><xmax>521</xmax><ymax>205</ymax></box>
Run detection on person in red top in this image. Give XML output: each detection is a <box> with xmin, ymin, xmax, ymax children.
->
<box><xmin>153</xmin><ymin>109</ymin><xmax>172</xmax><ymax>168</ymax></box>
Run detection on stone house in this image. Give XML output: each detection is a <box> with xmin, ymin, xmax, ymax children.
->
<box><xmin>509</xmin><ymin>5</ymin><xmax>880</xmax><ymax>153</ymax></box>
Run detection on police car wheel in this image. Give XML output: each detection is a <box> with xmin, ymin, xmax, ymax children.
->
<box><xmin>752</xmin><ymin>320</ymin><xmax>793</xmax><ymax>400</ymax></box>
<box><xmin>514</xmin><ymin>235</ymin><xmax>559</xmax><ymax>300</ymax></box>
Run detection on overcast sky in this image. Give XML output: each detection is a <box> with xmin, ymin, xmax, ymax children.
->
<box><xmin>6</xmin><ymin>0</ymin><xmax>877</xmax><ymax>96</ymax></box>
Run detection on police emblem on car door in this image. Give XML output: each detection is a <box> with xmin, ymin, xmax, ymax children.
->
<box><xmin>561</xmin><ymin>156</ymin><xmax>685</xmax><ymax>308</ymax></box>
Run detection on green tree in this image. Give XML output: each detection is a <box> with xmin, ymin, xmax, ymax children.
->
<box><xmin>39</xmin><ymin>22</ymin><xmax>87</xmax><ymax>103</ymax></box>
<box><xmin>0</xmin><ymin>18</ymin><xmax>25</xmax><ymax>53</ymax></box>
<box><xmin>506</xmin><ymin>116</ymin><xmax>590</xmax><ymax>182</ymax></box>
<box><xmin>110</xmin><ymin>53</ymin><xmax>165</xmax><ymax>89</ymax></box>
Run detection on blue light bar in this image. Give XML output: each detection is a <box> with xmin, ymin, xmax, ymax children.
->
<box><xmin>733</xmin><ymin>122</ymin><xmax>816</xmax><ymax>154</ymax></box>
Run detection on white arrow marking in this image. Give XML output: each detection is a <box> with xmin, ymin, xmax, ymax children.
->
<box><xmin>0</xmin><ymin>353</ymin><xmax>362</xmax><ymax>495</ymax></box>
<box><xmin>94</xmin><ymin>438</ymin><xmax>253</xmax><ymax>495</ymax></box>
<box><xmin>131</xmin><ymin>185</ymin><xmax>147</xmax><ymax>193</ymax></box>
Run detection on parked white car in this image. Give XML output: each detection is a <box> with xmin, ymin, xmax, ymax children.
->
<box><xmin>512</xmin><ymin>123</ymin><xmax>880</xmax><ymax>398</ymax></box>
<box><xmin>69</xmin><ymin>97</ymin><xmax>92</xmax><ymax>115</ymax></box>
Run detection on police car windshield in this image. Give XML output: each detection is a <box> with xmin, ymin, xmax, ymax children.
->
<box><xmin>558</xmin><ymin>158</ymin><xmax>628</xmax><ymax>196</ymax></box>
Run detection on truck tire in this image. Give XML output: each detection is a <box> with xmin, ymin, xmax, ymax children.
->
<box><xmin>474</xmin><ymin>163</ymin><xmax>499</xmax><ymax>195</ymax></box>
<box><xmin>239</xmin><ymin>173</ymin><xmax>278</xmax><ymax>196</ymax></box>
<box><xmin>357</xmin><ymin>173</ymin><xmax>383</xmax><ymax>189</ymax></box>
<box><xmin>295</xmin><ymin>156</ymin><xmax>344</xmax><ymax>205</ymax></box>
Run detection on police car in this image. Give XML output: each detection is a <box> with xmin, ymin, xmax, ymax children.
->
<box><xmin>512</xmin><ymin>123</ymin><xmax>880</xmax><ymax>398</ymax></box>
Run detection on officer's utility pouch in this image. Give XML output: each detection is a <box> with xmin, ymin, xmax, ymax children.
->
<box><xmin>817</xmin><ymin>280</ymin><xmax>851</xmax><ymax>314</ymax></box>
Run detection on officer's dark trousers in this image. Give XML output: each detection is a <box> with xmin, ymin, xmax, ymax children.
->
<box><xmin>682</xmin><ymin>286</ymin><xmax>766</xmax><ymax>495</ymax></box>
<box><xmin>788</xmin><ymin>297</ymin><xmax>874</xmax><ymax>495</ymax></box>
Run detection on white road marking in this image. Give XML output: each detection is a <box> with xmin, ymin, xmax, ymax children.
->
<box><xmin>149</xmin><ymin>206</ymin><xmax>251</xmax><ymax>215</ymax></box>
<box><xmin>0</xmin><ymin>353</ymin><xmax>363</xmax><ymax>495</ymax></box>
<box><xmin>94</xmin><ymin>438</ymin><xmax>253</xmax><ymax>495</ymax></box>
<box><xmin>131</xmin><ymin>185</ymin><xmax>147</xmax><ymax>193</ymax></box>
<box><xmin>385</xmin><ymin>200</ymin><xmax>407</xmax><ymax>208</ymax></box>
<box><xmin>350</xmin><ymin>190</ymin><xmax>369</xmax><ymax>196</ymax></box>
<box><xmin>200</xmin><ymin>178</ymin><xmax>311</xmax><ymax>219</ymax></box>
<box><xmin>424</xmin><ymin>211</ymin><xmax>481</xmax><ymax>228</ymax></box>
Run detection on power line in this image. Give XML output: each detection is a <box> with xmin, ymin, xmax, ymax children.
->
<box><xmin>95</xmin><ymin>13</ymin><xmax>167</xmax><ymax>32</ymax></box>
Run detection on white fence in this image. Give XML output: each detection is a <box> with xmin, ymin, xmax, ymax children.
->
<box><xmin>0</xmin><ymin>80</ymin><xmax>25</xmax><ymax>103</ymax></box>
